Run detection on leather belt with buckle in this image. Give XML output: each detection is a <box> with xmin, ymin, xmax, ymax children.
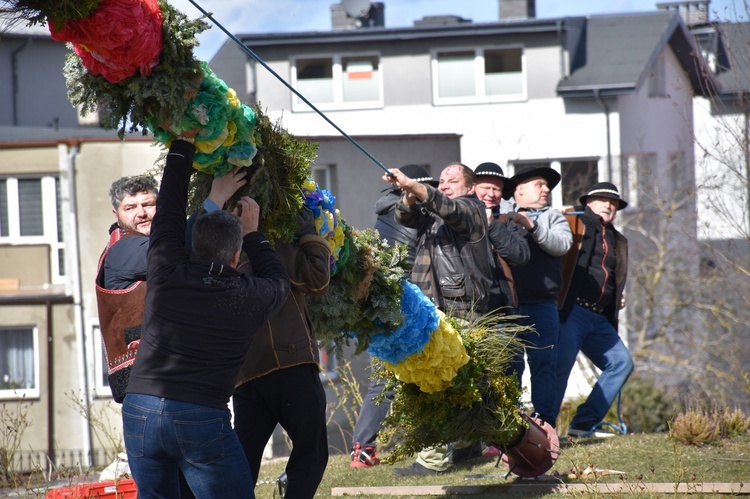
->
<box><xmin>576</xmin><ymin>297</ymin><xmax>604</xmax><ymax>314</ymax></box>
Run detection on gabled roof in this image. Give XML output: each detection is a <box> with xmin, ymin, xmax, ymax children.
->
<box><xmin>710</xmin><ymin>21</ymin><xmax>750</xmax><ymax>95</ymax></box>
<box><xmin>557</xmin><ymin>11</ymin><xmax>719</xmax><ymax>97</ymax></box>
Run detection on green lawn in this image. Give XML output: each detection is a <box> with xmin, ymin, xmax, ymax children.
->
<box><xmin>254</xmin><ymin>433</ymin><xmax>750</xmax><ymax>498</ymax></box>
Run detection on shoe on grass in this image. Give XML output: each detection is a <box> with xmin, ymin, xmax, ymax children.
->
<box><xmin>392</xmin><ymin>462</ymin><xmax>444</xmax><ymax>476</ymax></box>
<box><xmin>350</xmin><ymin>442</ymin><xmax>380</xmax><ymax>468</ymax></box>
<box><xmin>566</xmin><ymin>427</ymin><xmax>615</xmax><ymax>438</ymax></box>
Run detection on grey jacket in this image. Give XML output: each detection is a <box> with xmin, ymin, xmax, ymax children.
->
<box><xmin>500</xmin><ymin>200</ymin><xmax>573</xmax><ymax>303</ymax></box>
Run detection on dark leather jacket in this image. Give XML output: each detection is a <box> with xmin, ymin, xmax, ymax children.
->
<box><xmin>236</xmin><ymin>234</ymin><xmax>331</xmax><ymax>384</ymax></box>
<box><xmin>396</xmin><ymin>186</ymin><xmax>494</xmax><ymax>320</ymax></box>
<box><xmin>559</xmin><ymin>207</ymin><xmax>628</xmax><ymax>328</ymax></box>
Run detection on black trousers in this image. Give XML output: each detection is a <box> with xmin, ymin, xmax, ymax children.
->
<box><xmin>233</xmin><ymin>364</ymin><xmax>329</xmax><ymax>499</ymax></box>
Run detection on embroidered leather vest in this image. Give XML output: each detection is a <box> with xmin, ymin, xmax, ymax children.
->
<box><xmin>95</xmin><ymin>229</ymin><xmax>147</xmax><ymax>403</ymax></box>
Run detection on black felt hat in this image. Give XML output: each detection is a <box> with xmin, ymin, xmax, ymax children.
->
<box><xmin>399</xmin><ymin>164</ymin><xmax>438</xmax><ymax>187</ymax></box>
<box><xmin>474</xmin><ymin>162</ymin><xmax>517</xmax><ymax>200</ymax></box>
<box><xmin>579</xmin><ymin>182</ymin><xmax>628</xmax><ymax>210</ymax></box>
<box><xmin>511</xmin><ymin>165</ymin><xmax>561</xmax><ymax>190</ymax></box>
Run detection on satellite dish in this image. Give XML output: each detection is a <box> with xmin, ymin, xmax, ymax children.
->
<box><xmin>342</xmin><ymin>0</ymin><xmax>371</xmax><ymax>18</ymax></box>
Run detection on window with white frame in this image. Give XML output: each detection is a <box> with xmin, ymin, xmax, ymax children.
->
<box><xmin>292</xmin><ymin>54</ymin><xmax>382</xmax><ymax>111</ymax></box>
<box><xmin>312</xmin><ymin>164</ymin><xmax>335</xmax><ymax>193</ymax></box>
<box><xmin>433</xmin><ymin>46</ymin><xmax>525</xmax><ymax>104</ymax></box>
<box><xmin>0</xmin><ymin>326</ymin><xmax>40</xmax><ymax>399</ymax></box>
<box><xmin>0</xmin><ymin>175</ymin><xmax>65</xmax><ymax>282</ymax></box>
<box><xmin>91</xmin><ymin>324</ymin><xmax>113</xmax><ymax>398</ymax></box>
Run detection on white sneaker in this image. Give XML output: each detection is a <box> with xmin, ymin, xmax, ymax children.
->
<box><xmin>566</xmin><ymin>428</ymin><xmax>616</xmax><ymax>438</ymax></box>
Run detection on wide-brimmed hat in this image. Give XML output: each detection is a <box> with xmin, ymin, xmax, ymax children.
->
<box><xmin>511</xmin><ymin>165</ymin><xmax>561</xmax><ymax>190</ymax></box>
<box><xmin>579</xmin><ymin>182</ymin><xmax>628</xmax><ymax>210</ymax></box>
<box><xmin>399</xmin><ymin>164</ymin><xmax>439</xmax><ymax>187</ymax></box>
<box><xmin>474</xmin><ymin>162</ymin><xmax>517</xmax><ymax>200</ymax></box>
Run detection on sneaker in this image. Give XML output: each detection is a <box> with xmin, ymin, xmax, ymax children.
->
<box><xmin>350</xmin><ymin>442</ymin><xmax>380</xmax><ymax>468</ymax></box>
<box><xmin>392</xmin><ymin>462</ymin><xmax>444</xmax><ymax>476</ymax></box>
<box><xmin>566</xmin><ymin>427</ymin><xmax>616</xmax><ymax>438</ymax></box>
<box><xmin>350</xmin><ymin>442</ymin><xmax>361</xmax><ymax>461</ymax></box>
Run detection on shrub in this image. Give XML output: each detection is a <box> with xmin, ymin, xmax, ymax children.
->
<box><xmin>669</xmin><ymin>410</ymin><xmax>720</xmax><ymax>445</ymax></box>
<box><xmin>717</xmin><ymin>407</ymin><xmax>750</xmax><ymax>439</ymax></box>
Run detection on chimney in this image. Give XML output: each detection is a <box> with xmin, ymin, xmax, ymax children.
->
<box><xmin>498</xmin><ymin>0</ymin><xmax>536</xmax><ymax>21</ymax></box>
<box><xmin>656</xmin><ymin>1</ymin><xmax>710</xmax><ymax>26</ymax></box>
<box><xmin>331</xmin><ymin>1</ymin><xmax>385</xmax><ymax>30</ymax></box>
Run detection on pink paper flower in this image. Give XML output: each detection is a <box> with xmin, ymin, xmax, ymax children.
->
<box><xmin>49</xmin><ymin>0</ymin><xmax>163</xmax><ymax>83</ymax></box>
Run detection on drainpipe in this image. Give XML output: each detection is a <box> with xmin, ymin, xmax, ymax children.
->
<box><xmin>745</xmin><ymin>102</ymin><xmax>750</xmax><ymax>233</ymax></box>
<box><xmin>46</xmin><ymin>300</ymin><xmax>54</xmax><ymax>462</ymax></box>
<box><xmin>11</xmin><ymin>37</ymin><xmax>32</xmax><ymax>126</ymax></box>
<box><xmin>594</xmin><ymin>88</ymin><xmax>613</xmax><ymax>179</ymax></box>
<box><xmin>557</xmin><ymin>19</ymin><xmax>566</xmax><ymax>79</ymax></box>
<box><xmin>64</xmin><ymin>143</ymin><xmax>94</xmax><ymax>465</ymax></box>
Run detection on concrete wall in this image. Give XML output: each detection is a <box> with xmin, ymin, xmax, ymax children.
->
<box><xmin>0</xmin><ymin>36</ymin><xmax>80</xmax><ymax>128</ymax></box>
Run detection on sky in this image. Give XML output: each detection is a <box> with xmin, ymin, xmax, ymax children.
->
<box><xmin>168</xmin><ymin>0</ymin><xmax>749</xmax><ymax>62</ymax></box>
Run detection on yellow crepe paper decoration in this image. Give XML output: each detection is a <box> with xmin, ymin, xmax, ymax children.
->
<box><xmin>384</xmin><ymin>313</ymin><xmax>469</xmax><ymax>393</ymax></box>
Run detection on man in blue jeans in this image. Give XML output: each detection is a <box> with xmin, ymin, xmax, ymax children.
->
<box><xmin>500</xmin><ymin>165</ymin><xmax>572</xmax><ymax>428</ymax></box>
<box><xmin>554</xmin><ymin>182</ymin><xmax>633</xmax><ymax>437</ymax></box>
<box><xmin>122</xmin><ymin>136</ymin><xmax>290</xmax><ymax>498</ymax></box>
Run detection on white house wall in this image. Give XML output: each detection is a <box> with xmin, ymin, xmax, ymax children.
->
<box><xmin>693</xmin><ymin>96</ymin><xmax>749</xmax><ymax>240</ymax></box>
<box><xmin>619</xmin><ymin>46</ymin><xmax>696</xmax><ymax>196</ymax></box>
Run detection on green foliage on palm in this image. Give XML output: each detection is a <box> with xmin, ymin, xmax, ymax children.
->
<box><xmin>376</xmin><ymin>315</ymin><xmax>529</xmax><ymax>462</ymax></box>
<box><xmin>308</xmin><ymin>228</ymin><xmax>410</xmax><ymax>357</ymax></box>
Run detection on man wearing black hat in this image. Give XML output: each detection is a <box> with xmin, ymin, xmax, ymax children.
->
<box><xmin>501</xmin><ymin>165</ymin><xmax>573</xmax><ymax>428</ymax></box>
<box><xmin>554</xmin><ymin>182</ymin><xmax>633</xmax><ymax>437</ymax></box>
<box><xmin>350</xmin><ymin>164</ymin><xmax>438</xmax><ymax>469</ymax></box>
<box><xmin>474</xmin><ymin>162</ymin><xmax>529</xmax><ymax>311</ymax></box>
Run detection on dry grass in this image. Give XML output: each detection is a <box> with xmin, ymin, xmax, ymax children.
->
<box><xmin>254</xmin><ymin>433</ymin><xmax>750</xmax><ymax>498</ymax></box>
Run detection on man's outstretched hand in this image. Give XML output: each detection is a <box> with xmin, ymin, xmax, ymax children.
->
<box><xmin>208</xmin><ymin>167</ymin><xmax>248</xmax><ymax>209</ymax></box>
<box><xmin>235</xmin><ymin>196</ymin><xmax>260</xmax><ymax>236</ymax></box>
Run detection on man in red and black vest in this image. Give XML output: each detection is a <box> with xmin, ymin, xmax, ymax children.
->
<box><xmin>95</xmin><ymin>175</ymin><xmax>158</xmax><ymax>402</ymax></box>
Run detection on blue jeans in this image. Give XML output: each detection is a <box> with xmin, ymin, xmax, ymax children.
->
<box><xmin>509</xmin><ymin>301</ymin><xmax>559</xmax><ymax>426</ymax></box>
<box><xmin>122</xmin><ymin>394</ymin><xmax>254</xmax><ymax>499</ymax></box>
<box><xmin>554</xmin><ymin>305</ymin><xmax>634</xmax><ymax>430</ymax></box>
<box><xmin>351</xmin><ymin>356</ymin><xmax>394</xmax><ymax>447</ymax></box>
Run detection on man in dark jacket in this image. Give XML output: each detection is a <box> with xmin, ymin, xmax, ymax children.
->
<box><xmin>232</xmin><ymin>207</ymin><xmax>332</xmax><ymax>498</ymax></box>
<box><xmin>386</xmin><ymin>162</ymin><xmax>494</xmax><ymax>322</ymax></box>
<box><xmin>350</xmin><ymin>164</ymin><xmax>437</xmax><ymax>469</ymax></box>
<box><xmin>473</xmin><ymin>162</ymin><xmax>529</xmax><ymax>311</ymax></box>
<box><xmin>122</xmin><ymin>137</ymin><xmax>290</xmax><ymax>499</ymax></box>
<box><xmin>500</xmin><ymin>165</ymin><xmax>573</xmax><ymax>428</ymax></box>
<box><xmin>554</xmin><ymin>182</ymin><xmax>633</xmax><ymax>437</ymax></box>
<box><xmin>382</xmin><ymin>162</ymin><xmax>496</xmax><ymax>475</ymax></box>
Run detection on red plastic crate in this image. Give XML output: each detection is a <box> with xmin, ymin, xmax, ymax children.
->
<box><xmin>46</xmin><ymin>479</ymin><xmax>137</xmax><ymax>499</ymax></box>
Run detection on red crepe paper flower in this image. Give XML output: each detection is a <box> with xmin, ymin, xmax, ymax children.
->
<box><xmin>49</xmin><ymin>0</ymin><xmax>163</xmax><ymax>83</ymax></box>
